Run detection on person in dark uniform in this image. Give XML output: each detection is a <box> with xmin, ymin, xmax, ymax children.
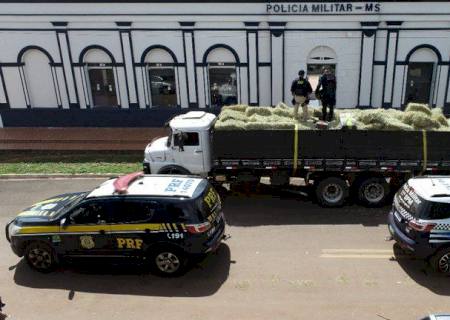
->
<box><xmin>315</xmin><ymin>67</ymin><xmax>337</xmax><ymax>121</ymax></box>
<box><xmin>290</xmin><ymin>70</ymin><xmax>313</xmax><ymax>120</ymax></box>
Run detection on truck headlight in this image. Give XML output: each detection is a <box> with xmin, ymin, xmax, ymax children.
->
<box><xmin>8</xmin><ymin>222</ymin><xmax>21</xmax><ymax>237</ymax></box>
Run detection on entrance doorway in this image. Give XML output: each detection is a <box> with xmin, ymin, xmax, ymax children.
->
<box><xmin>405</xmin><ymin>62</ymin><xmax>434</xmax><ymax>104</ymax></box>
<box><xmin>88</xmin><ymin>68</ymin><xmax>117</xmax><ymax>107</ymax></box>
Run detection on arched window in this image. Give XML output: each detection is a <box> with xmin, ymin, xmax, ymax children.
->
<box><xmin>205</xmin><ymin>45</ymin><xmax>239</xmax><ymax>107</ymax></box>
<box><xmin>142</xmin><ymin>47</ymin><xmax>178</xmax><ymax>107</ymax></box>
<box><xmin>307</xmin><ymin>46</ymin><xmax>337</xmax><ymax>99</ymax></box>
<box><xmin>405</xmin><ymin>46</ymin><xmax>440</xmax><ymax>105</ymax></box>
<box><xmin>81</xmin><ymin>46</ymin><xmax>118</xmax><ymax>108</ymax></box>
<box><xmin>19</xmin><ymin>47</ymin><xmax>58</xmax><ymax>108</ymax></box>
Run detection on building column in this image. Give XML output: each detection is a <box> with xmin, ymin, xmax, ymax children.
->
<box><xmin>357</xmin><ymin>22</ymin><xmax>379</xmax><ymax>108</ymax></box>
<box><xmin>0</xmin><ymin>66</ymin><xmax>9</xmax><ymax>109</ymax></box>
<box><xmin>382</xmin><ymin>21</ymin><xmax>402</xmax><ymax>108</ymax></box>
<box><xmin>245</xmin><ymin>22</ymin><xmax>260</xmax><ymax>106</ymax></box>
<box><xmin>180</xmin><ymin>22</ymin><xmax>198</xmax><ymax>108</ymax></box>
<box><xmin>269</xmin><ymin>22</ymin><xmax>286</xmax><ymax>106</ymax></box>
<box><xmin>117</xmin><ymin>22</ymin><xmax>139</xmax><ymax>109</ymax></box>
<box><xmin>52</xmin><ymin>22</ymin><xmax>79</xmax><ymax>109</ymax></box>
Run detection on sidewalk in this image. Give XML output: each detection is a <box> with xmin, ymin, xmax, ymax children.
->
<box><xmin>0</xmin><ymin>127</ymin><xmax>168</xmax><ymax>150</ymax></box>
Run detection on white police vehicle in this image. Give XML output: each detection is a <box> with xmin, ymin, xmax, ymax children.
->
<box><xmin>388</xmin><ymin>176</ymin><xmax>450</xmax><ymax>273</ymax></box>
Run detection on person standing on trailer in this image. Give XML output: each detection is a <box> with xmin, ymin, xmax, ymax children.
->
<box><xmin>290</xmin><ymin>70</ymin><xmax>313</xmax><ymax>121</ymax></box>
<box><xmin>315</xmin><ymin>67</ymin><xmax>337</xmax><ymax>121</ymax></box>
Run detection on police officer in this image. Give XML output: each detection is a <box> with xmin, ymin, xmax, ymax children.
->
<box><xmin>290</xmin><ymin>70</ymin><xmax>312</xmax><ymax>121</ymax></box>
<box><xmin>315</xmin><ymin>67</ymin><xmax>337</xmax><ymax>121</ymax></box>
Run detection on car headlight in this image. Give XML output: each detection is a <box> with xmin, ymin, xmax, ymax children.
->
<box><xmin>8</xmin><ymin>222</ymin><xmax>21</xmax><ymax>237</ymax></box>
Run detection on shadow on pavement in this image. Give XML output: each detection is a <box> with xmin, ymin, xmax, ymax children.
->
<box><xmin>393</xmin><ymin>244</ymin><xmax>450</xmax><ymax>296</ymax></box>
<box><xmin>223</xmin><ymin>188</ymin><xmax>389</xmax><ymax>227</ymax></box>
<box><xmin>13</xmin><ymin>244</ymin><xmax>231</xmax><ymax>297</ymax></box>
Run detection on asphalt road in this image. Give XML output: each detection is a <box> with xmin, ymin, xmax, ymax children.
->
<box><xmin>0</xmin><ymin>179</ymin><xmax>449</xmax><ymax>320</ymax></box>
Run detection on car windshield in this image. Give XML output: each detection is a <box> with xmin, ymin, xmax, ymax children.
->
<box><xmin>55</xmin><ymin>192</ymin><xmax>88</xmax><ymax>217</ymax></box>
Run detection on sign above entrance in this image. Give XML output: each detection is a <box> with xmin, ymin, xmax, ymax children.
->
<box><xmin>266</xmin><ymin>2</ymin><xmax>381</xmax><ymax>14</ymax></box>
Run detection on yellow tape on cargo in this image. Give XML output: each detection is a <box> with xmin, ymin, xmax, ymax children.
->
<box><xmin>293</xmin><ymin>123</ymin><xmax>299</xmax><ymax>175</ymax></box>
<box><xmin>422</xmin><ymin>129</ymin><xmax>427</xmax><ymax>172</ymax></box>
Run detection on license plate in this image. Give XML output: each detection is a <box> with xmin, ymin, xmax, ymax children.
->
<box><xmin>394</xmin><ymin>211</ymin><xmax>402</xmax><ymax>222</ymax></box>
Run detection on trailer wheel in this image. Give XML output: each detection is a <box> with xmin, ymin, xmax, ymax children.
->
<box><xmin>315</xmin><ymin>177</ymin><xmax>348</xmax><ymax>207</ymax></box>
<box><xmin>357</xmin><ymin>177</ymin><xmax>389</xmax><ymax>207</ymax></box>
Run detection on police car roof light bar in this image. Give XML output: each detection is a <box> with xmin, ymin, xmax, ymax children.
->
<box><xmin>113</xmin><ymin>171</ymin><xmax>144</xmax><ymax>194</ymax></box>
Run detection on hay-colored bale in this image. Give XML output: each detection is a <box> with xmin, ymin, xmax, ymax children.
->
<box><xmin>245</xmin><ymin>106</ymin><xmax>272</xmax><ymax>117</ymax></box>
<box><xmin>383</xmin><ymin>117</ymin><xmax>414</xmax><ymax>131</ymax></box>
<box><xmin>272</xmin><ymin>106</ymin><xmax>294</xmax><ymax>118</ymax></box>
<box><xmin>222</xmin><ymin>104</ymin><xmax>248</xmax><ymax>112</ymax></box>
<box><xmin>431</xmin><ymin>108</ymin><xmax>448</xmax><ymax>127</ymax></box>
<box><xmin>247</xmin><ymin>114</ymin><xmax>268</xmax><ymax>123</ymax></box>
<box><xmin>214</xmin><ymin>119</ymin><xmax>246</xmax><ymax>130</ymax></box>
<box><xmin>275</xmin><ymin>102</ymin><xmax>290</xmax><ymax>109</ymax></box>
<box><xmin>405</xmin><ymin>103</ymin><xmax>432</xmax><ymax>116</ymax></box>
<box><xmin>384</xmin><ymin>108</ymin><xmax>405</xmax><ymax>121</ymax></box>
<box><xmin>402</xmin><ymin>111</ymin><xmax>440</xmax><ymax>130</ymax></box>
<box><xmin>218</xmin><ymin>109</ymin><xmax>248</xmax><ymax>122</ymax></box>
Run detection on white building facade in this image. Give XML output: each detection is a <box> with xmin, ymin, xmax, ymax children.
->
<box><xmin>0</xmin><ymin>1</ymin><xmax>449</xmax><ymax>126</ymax></box>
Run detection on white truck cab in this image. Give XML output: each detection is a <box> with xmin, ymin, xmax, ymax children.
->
<box><xmin>143</xmin><ymin>111</ymin><xmax>216</xmax><ymax>176</ymax></box>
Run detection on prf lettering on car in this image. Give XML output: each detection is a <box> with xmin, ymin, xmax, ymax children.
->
<box><xmin>164</xmin><ymin>178</ymin><xmax>184</xmax><ymax>192</ymax></box>
<box><xmin>204</xmin><ymin>188</ymin><xmax>219</xmax><ymax>210</ymax></box>
<box><xmin>117</xmin><ymin>238</ymin><xmax>144</xmax><ymax>249</ymax></box>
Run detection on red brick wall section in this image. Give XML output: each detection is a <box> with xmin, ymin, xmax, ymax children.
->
<box><xmin>0</xmin><ymin>127</ymin><xmax>169</xmax><ymax>150</ymax></box>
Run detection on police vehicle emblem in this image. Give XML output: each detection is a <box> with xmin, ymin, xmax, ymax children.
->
<box><xmin>80</xmin><ymin>235</ymin><xmax>95</xmax><ymax>249</ymax></box>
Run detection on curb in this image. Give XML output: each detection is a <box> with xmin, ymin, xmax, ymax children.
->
<box><xmin>0</xmin><ymin>174</ymin><xmax>117</xmax><ymax>180</ymax></box>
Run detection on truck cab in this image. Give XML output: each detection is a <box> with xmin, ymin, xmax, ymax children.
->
<box><xmin>143</xmin><ymin>111</ymin><xmax>216</xmax><ymax>176</ymax></box>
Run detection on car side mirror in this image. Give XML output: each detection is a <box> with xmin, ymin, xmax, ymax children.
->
<box><xmin>60</xmin><ymin>218</ymin><xmax>69</xmax><ymax>228</ymax></box>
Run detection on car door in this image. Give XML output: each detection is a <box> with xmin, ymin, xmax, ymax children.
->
<box><xmin>107</xmin><ymin>199</ymin><xmax>158</xmax><ymax>257</ymax></box>
<box><xmin>59</xmin><ymin>200</ymin><xmax>114</xmax><ymax>257</ymax></box>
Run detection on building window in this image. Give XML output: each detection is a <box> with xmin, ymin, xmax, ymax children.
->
<box><xmin>306</xmin><ymin>46</ymin><xmax>337</xmax><ymax>100</ymax></box>
<box><xmin>208</xmin><ymin>63</ymin><xmax>238</xmax><ymax>107</ymax></box>
<box><xmin>82</xmin><ymin>48</ymin><xmax>118</xmax><ymax>108</ymax></box>
<box><xmin>148</xmin><ymin>65</ymin><xmax>177</xmax><ymax>107</ymax></box>
<box><xmin>405</xmin><ymin>47</ymin><xmax>439</xmax><ymax>106</ymax></box>
<box><xmin>205</xmin><ymin>47</ymin><xmax>239</xmax><ymax>107</ymax></box>
<box><xmin>143</xmin><ymin>48</ymin><xmax>179</xmax><ymax>108</ymax></box>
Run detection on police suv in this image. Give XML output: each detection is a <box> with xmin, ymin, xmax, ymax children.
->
<box><xmin>388</xmin><ymin>176</ymin><xmax>450</xmax><ymax>273</ymax></box>
<box><xmin>6</xmin><ymin>173</ymin><xmax>225</xmax><ymax>276</ymax></box>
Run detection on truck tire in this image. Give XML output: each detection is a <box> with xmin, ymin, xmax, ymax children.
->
<box><xmin>315</xmin><ymin>177</ymin><xmax>348</xmax><ymax>207</ymax></box>
<box><xmin>357</xmin><ymin>177</ymin><xmax>390</xmax><ymax>207</ymax></box>
<box><xmin>430</xmin><ymin>247</ymin><xmax>450</xmax><ymax>274</ymax></box>
<box><xmin>149</xmin><ymin>246</ymin><xmax>187</xmax><ymax>277</ymax></box>
<box><xmin>24</xmin><ymin>241</ymin><xmax>57</xmax><ymax>273</ymax></box>
<box><xmin>158</xmin><ymin>166</ymin><xmax>190</xmax><ymax>175</ymax></box>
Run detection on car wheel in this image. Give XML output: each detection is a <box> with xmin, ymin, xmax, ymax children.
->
<box><xmin>357</xmin><ymin>177</ymin><xmax>390</xmax><ymax>207</ymax></box>
<box><xmin>315</xmin><ymin>177</ymin><xmax>349</xmax><ymax>207</ymax></box>
<box><xmin>431</xmin><ymin>248</ymin><xmax>450</xmax><ymax>274</ymax></box>
<box><xmin>150</xmin><ymin>247</ymin><xmax>187</xmax><ymax>277</ymax></box>
<box><xmin>25</xmin><ymin>242</ymin><xmax>57</xmax><ymax>273</ymax></box>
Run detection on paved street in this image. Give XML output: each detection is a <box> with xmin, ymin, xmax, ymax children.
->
<box><xmin>0</xmin><ymin>179</ymin><xmax>449</xmax><ymax>320</ymax></box>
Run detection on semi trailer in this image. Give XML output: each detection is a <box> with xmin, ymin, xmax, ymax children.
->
<box><xmin>143</xmin><ymin>111</ymin><xmax>450</xmax><ymax>207</ymax></box>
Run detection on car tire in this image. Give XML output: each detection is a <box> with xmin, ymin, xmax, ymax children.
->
<box><xmin>24</xmin><ymin>241</ymin><xmax>57</xmax><ymax>273</ymax></box>
<box><xmin>430</xmin><ymin>248</ymin><xmax>450</xmax><ymax>274</ymax></box>
<box><xmin>150</xmin><ymin>246</ymin><xmax>187</xmax><ymax>277</ymax></box>
<box><xmin>357</xmin><ymin>177</ymin><xmax>390</xmax><ymax>207</ymax></box>
<box><xmin>315</xmin><ymin>177</ymin><xmax>349</xmax><ymax>207</ymax></box>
